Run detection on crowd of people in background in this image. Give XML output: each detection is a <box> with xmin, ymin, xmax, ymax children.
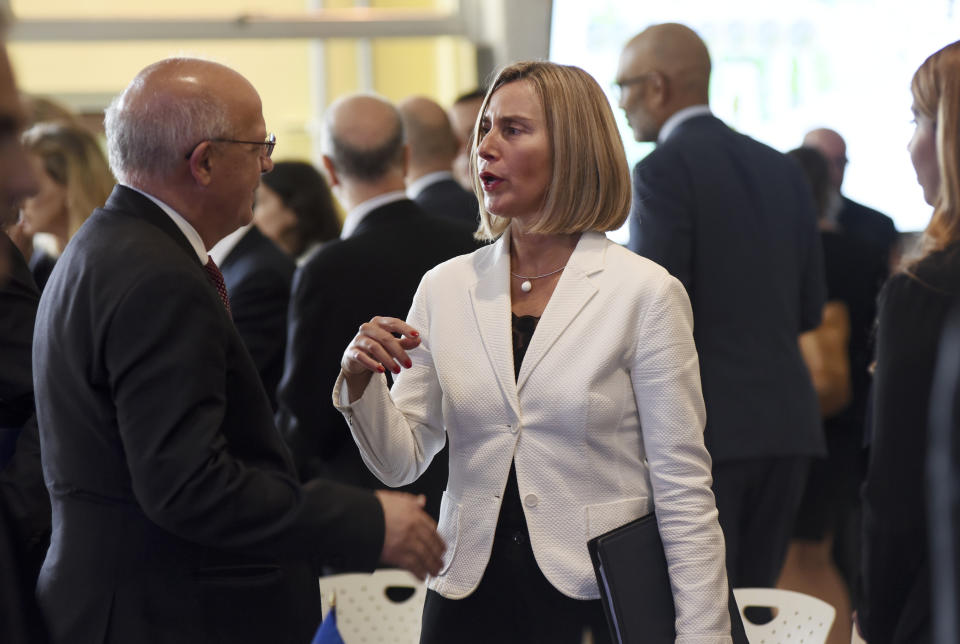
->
<box><xmin>0</xmin><ymin>11</ymin><xmax>958</xmax><ymax>644</ymax></box>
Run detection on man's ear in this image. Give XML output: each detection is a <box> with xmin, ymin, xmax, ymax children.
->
<box><xmin>401</xmin><ymin>143</ymin><xmax>411</xmax><ymax>179</ymax></box>
<box><xmin>186</xmin><ymin>141</ymin><xmax>214</xmax><ymax>187</ymax></box>
<box><xmin>648</xmin><ymin>71</ymin><xmax>668</xmax><ymax>108</ymax></box>
<box><xmin>321</xmin><ymin>155</ymin><xmax>340</xmax><ymax>187</ymax></box>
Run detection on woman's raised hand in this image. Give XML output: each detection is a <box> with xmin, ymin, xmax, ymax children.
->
<box><xmin>341</xmin><ymin>316</ymin><xmax>422</xmax><ymax>400</ymax></box>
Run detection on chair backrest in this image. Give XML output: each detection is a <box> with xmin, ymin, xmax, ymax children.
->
<box><xmin>318</xmin><ymin>569</ymin><xmax>426</xmax><ymax>644</ymax></box>
<box><xmin>733</xmin><ymin>587</ymin><xmax>836</xmax><ymax>644</ymax></box>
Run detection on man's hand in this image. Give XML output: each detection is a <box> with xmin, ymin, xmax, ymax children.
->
<box><xmin>376</xmin><ymin>490</ymin><xmax>445</xmax><ymax>580</ymax></box>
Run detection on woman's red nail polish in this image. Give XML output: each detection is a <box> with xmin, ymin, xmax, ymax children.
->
<box><xmin>404</xmin><ymin>360</ymin><xmax>413</xmax><ymax>368</ymax></box>
<box><xmin>376</xmin><ymin>365</ymin><xmax>385</xmax><ymax>373</ymax></box>
<box><xmin>410</xmin><ymin>331</ymin><xmax>420</xmax><ymax>337</ymax></box>
<box><xmin>393</xmin><ymin>366</ymin><xmax>401</xmax><ymax>374</ymax></box>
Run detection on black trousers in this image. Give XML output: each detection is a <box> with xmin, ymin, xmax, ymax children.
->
<box><xmin>712</xmin><ymin>455</ymin><xmax>810</xmax><ymax>588</ymax></box>
<box><xmin>419</xmin><ymin>529</ymin><xmax>612</xmax><ymax>644</ymax></box>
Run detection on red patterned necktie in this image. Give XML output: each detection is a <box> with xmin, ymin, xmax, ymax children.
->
<box><xmin>203</xmin><ymin>256</ymin><xmax>232</xmax><ymax>319</ymax></box>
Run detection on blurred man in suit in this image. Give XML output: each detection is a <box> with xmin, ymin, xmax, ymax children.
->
<box><xmin>0</xmin><ymin>14</ymin><xmax>48</xmax><ymax>642</ymax></box>
<box><xmin>618</xmin><ymin>23</ymin><xmax>826</xmax><ymax>588</ymax></box>
<box><xmin>209</xmin><ymin>222</ymin><xmax>295</xmax><ymax>410</ymax></box>
<box><xmin>449</xmin><ymin>89</ymin><xmax>485</xmax><ymax>191</ymax></box>
<box><xmin>276</xmin><ymin>94</ymin><xmax>477</xmax><ymax>524</ymax></box>
<box><xmin>399</xmin><ymin>95</ymin><xmax>478</xmax><ymax>227</ymax></box>
<box><xmin>33</xmin><ymin>59</ymin><xmax>444</xmax><ymax>644</ymax></box>
<box><xmin>804</xmin><ymin>127</ymin><xmax>900</xmax><ymax>270</ymax></box>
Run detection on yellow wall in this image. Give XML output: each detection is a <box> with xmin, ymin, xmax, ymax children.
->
<box><xmin>8</xmin><ymin>0</ymin><xmax>477</xmax><ymax>163</ymax></box>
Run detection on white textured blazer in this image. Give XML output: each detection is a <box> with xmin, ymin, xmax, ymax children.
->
<box><xmin>334</xmin><ymin>231</ymin><xmax>731</xmax><ymax>642</ymax></box>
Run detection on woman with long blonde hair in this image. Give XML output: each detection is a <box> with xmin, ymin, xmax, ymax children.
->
<box><xmin>858</xmin><ymin>39</ymin><xmax>960</xmax><ymax>643</ymax></box>
<box><xmin>19</xmin><ymin>121</ymin><xmax>114</xmax><ymax>288</ymax></box>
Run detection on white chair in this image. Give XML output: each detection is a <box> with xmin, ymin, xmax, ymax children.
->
<box><xmin>318</xmin><ymin>569</ymin><xmax>426</xmax><ymax>644</ymax></box>
<box><xmin>733</xmin><ymin>587</ymin><xmax>836</xmax><ymax>644</ymax></box>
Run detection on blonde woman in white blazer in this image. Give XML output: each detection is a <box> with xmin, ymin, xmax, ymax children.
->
<box><xmin>335</xmin><ymin>62</ymin><xmax>732</xmax><ymax>644</ymax></box>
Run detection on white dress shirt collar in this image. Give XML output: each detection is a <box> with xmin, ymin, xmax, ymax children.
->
<box><xmin>340</xmin><ymin>190</ymin><xmax>407</xmax><ymax>239</ymax></box>
<box><xmin>209</xmin><ymin>223</ymin><xmax>254</xmax><ymax>267</ymax></box>
<box><xmin>406</xmin><ymin>170</ymin><xmax>455</xmax><ymax>199</ymax></box>
<box><xmin>123</xmin><ymin>183</ymin><xmax>207</xmax><ymax>263</ymax></box>
<box><xmin>658</xmin><ymin>105</ymin><xmax>713</xmax><ymax>144</ymax></box>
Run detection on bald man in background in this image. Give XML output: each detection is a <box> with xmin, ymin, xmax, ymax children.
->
<box><xmin>399</xmin><ymin>95</ymin><xmax>478</xmax><ymax>227</ymax></box>
<box><xmin>448</xmin><ymin>89</ymin><xmax>485</xmax><ymax>191</ymax></box>
<box><xmin>277</xmin><ymin>94</ymin><xmax>476</xmax><ymax>527</ymax></box>
<box><xmin>803</xmin><ymin>127</ymin><xmax>900</xmax><ymax>271</ymax></box>
<box><xmin>618</xmin><ymin>23</ymin><xmax>826</xmax><ymax>589</ymax></box>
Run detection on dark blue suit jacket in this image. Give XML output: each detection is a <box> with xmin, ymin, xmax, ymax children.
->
<box><xmin>219</xmin><ymin>226</ymin><xmax>295</xmax><ymax>411</ymax></box>
<box><xmin>838</xmin><ymin>196</ymin><xmax>898</xmax><ymax>267</ymax></box>
<box><xmin>413</xmin><ymin>177</ymin><xmax>479</xmax><ymax>228</ymax></box>
<box><xmin>628</xmin><ymin>114</ymin><xmax>826</xmax><ymax>463</ymax></box>
<box><xmin>33</xmin><ymin>186</ymin><xmax>384</xmax><ymax>644</ymax></box>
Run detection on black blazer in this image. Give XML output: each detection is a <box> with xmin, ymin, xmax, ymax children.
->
<box><xmin>276</xmin><ymin>198</ymin><xmax>478</xmax><ymax>522</ymax></box>
<box><xmin>33</xmin><ymin>186</ymin><xmax>384</xmax><ymax>644</ymax></box>
<box><xmin>219</xmin><ymin>226</ymin><xmax>295</xmax><ymax>411</ymax></box>
<box><xmin>0</xmin><ymin>233</ymin><xmax>49</xmax><ymax>644</ymax></box>
<box><xmin>859</xmin><ymin>243</ymin><xmax>960</xmax><ymax>644</ymax></box>
<box><xmin>413</xmin><ymin>177</ymin><xmax>479</xmax><ymax>228</ymax></box>
<box><xmin>628</xmin><ymin>114</ymin><xmax>826</xmax><ymax>462</ymax></box>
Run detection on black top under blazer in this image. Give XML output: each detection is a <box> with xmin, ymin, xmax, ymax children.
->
<box><xmin>218</xmin><ymin>225</ymin><xmax>295</xmax><ymax>411</ymax></box>
<box><xmin>628</xmin><ymin>114</ymin><xmax>826</xmax><ymax>463</ymax></box>
<box><xmin>32</xmin><ymin>186</ymin><xmax>384</xmax><ymax>644</ymax></box>
<box><xmin>276</xmin><ymin>198</ymin><xmax>478</xmax><ymax>521</ymax></box>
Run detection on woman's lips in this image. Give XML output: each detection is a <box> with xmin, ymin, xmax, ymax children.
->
<box><xmin>479</xmin><ymin>171</ymin><xmax>503</xmax><ymax>191</ymax></box>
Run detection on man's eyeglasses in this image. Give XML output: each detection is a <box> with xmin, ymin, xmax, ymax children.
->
<box><xmin>612</xmin><ymin>73</ymin><xmax>655</xmax><ymax>100</ymax></box>
<box><xmin>184</xmin><ymin>133</ymin><xmax>276</xmax><ymax>160</ymax></box>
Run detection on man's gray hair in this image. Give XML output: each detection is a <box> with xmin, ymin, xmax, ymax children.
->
<box><xmin>103</xmin><ymin>62</ymin><xmax>230</xmax><ymax>186</ymax></box>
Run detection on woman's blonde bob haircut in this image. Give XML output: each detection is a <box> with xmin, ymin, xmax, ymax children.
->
<box><xmin>470</xmin><ymin>61</ymin><xmax>632</xmax><ymax>240</ymax></box>
<box><xmin>909</xmin><ymin>39</ymin><xmax>960</xmax><ymax>266</ymax></box>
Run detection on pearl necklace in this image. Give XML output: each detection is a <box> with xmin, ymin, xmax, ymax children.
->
<box><xmin>510</xmin><ymin>265</ymin><xmax>566</xmax><ymax>292</ymax></box>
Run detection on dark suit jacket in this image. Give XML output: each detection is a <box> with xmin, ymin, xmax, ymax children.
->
<box><xmin>219</xmin><ymin>226</ymin><xmax>295</xmax><ymax>411</ymax></box>
<box><xmin>0</xmin><ymin>233</ymin><xmax>50</xmax><ymax>644</ymax></box>
<box><xmin>859</xmin><ymin>243</ymin><xmax>960</xmax><ymax>644</ymax></box>
<box><xmin>33</xmin><ymin>186</ymin><xmax>384</xmax><ymax>644</ymax></box>
<box><xmin>839</xmin><ymin>196</ymin><xmax>898</xmax><ymax>267</ymax></box>
<box><xmin>276</xmin><ymin>198</ymin><xmax>478</xmax><ymax>522</ymax></box>
<box><xmin>628</xmin><ymin>114</ymin><xmax>826</xmax><ymax>463</ymax></box>
<box><xmin>413</xmin><ymin>176</ymin><xmax>479</xmax><ymax>228</ymax></box>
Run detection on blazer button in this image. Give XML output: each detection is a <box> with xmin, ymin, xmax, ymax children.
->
<box><xmin>524</xmin><ymin>494</ymin><xmax>539</xmax><ymax>508</ymax></box>
<box><xmin>508</xmin><ymin>423</ymin><xmax>518</xmax><ymax>434</ymax></box>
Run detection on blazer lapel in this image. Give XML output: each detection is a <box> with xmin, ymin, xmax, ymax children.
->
<box><xmin>469</xmin><ymin>234</ymin><xmax>521</xmax><ymax>417</ymax></box>
<box><xmin>516</xmin><ymin>232</ymin><xmax>605</xmax><ymax>391</ymax></box>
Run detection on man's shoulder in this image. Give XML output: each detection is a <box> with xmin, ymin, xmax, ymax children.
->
<box><xmin>840</xmin><ymin>197</ymin><xmax>896</xmax><ymax>230</ymax></box>
<box><xmin>223</xmin><ymin>227</ymin><xmax>295</xmax><ymax>281</ymax></box>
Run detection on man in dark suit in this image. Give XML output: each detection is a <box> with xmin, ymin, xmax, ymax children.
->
<box><xmin>276</xmin><ymin>94</ymin><xmax>477</xmax><ymax>524</ymax></box>
<box><xmin>0</xmin><ymin>24</ymin><xmax>49</xmax><ymax>644</ymax></box>
<box><xmin>617</xmin><ymin>23</ymin><xmax>826</xmax><ymax>589</ymax></box>
<box><xmin>32</xmin><ymin>59</ymin><xmax>444</xmax><ymax>644</ymax></box>
<box><xmin>804</xmin><ymin>127</ymin><xmax>900</xmax><ymax>271</ymax></box>
<box><xmin>399</xmin><ymin>95</ymin><xmax>479</xmax><ymax>227</ymax></box>
<box><xmin>210</xmin><ymin>223</ymin><xmax>295</xmax><ymax>410</ymax></box>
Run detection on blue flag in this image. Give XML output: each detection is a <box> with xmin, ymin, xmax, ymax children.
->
<box><xmin>311</xmin><ymin>606</ymin><xmax>346</xmax><ymax>644</ymax></box>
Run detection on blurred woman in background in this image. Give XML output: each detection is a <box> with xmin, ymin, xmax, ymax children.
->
<box><xmin>255</xmin><ymin>160</ymin><xmax>340</xmax><ymax>262</ymax></box>
<box><xmin>19</xmin><ymin>121</ymin><xmax>114</xmax><ymax>289</ymax></box>
<box><xmin>858</xmin><ymin>39</ymin><xmax>960</xmax><ymax>643</ymax></box>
